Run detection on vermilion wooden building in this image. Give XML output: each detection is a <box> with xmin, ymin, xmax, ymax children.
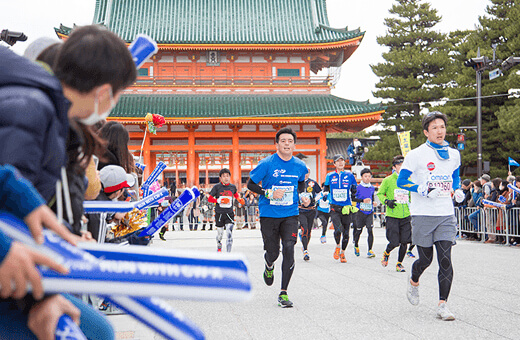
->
<box><xmin>56</xmin><ymin>0</ymin><xmax>384</xmax><ymax>187</ymax></box>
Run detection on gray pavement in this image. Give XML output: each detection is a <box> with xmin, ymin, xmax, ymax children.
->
<box><xmin>107</xmin><ymin>225</ymin><xmax>520</xmax><ymax>340</ymax></box>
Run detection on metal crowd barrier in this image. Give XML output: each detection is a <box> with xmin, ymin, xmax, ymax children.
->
<box><xmin>454</xmin><ymin>206</ymin><xmax>520</xmax><ymax>244</ymax></box>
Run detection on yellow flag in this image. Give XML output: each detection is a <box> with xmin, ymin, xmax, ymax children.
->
<box><xmin>397</xmin><ymin>131</ymin><xmax>411</xmax><ymax>157</ymax></box>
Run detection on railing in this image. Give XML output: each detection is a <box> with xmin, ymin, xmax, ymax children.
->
<box><xmin>455</xmin><ymin>206</ymin><xmax>520</xmax><ymax>244</ymax></box>
<box><xmin>133</xmin><ymin>75</ymin><xmax>331</xmax><ymax>87</ymax></box>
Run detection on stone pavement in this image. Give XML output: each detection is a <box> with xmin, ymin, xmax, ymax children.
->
<box><xmin>107</xmin><ymin>225</ymin><xmax>519</xmax><ymax>340</ymax></box>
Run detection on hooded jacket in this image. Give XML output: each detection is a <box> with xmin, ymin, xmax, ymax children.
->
<box><xmin>0</xmin><ymin>46</ymin><xmax>70</xmax><ymax>202</ymax></box>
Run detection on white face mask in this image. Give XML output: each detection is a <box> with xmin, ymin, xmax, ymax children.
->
<box><xmin>80</xmin><ymin>88</ymin><xmax>116</xmax><ymax>125</ymax></box>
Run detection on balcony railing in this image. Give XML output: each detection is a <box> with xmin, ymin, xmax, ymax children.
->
<box><xmin>132</xmin><ymin>75</ymin><xmax>332</xmax><ymax>87</ymax></box>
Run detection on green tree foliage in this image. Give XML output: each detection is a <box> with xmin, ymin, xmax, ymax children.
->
<box><xmin>367</xmin><ymin>0</ymin><xmax>452</xmax><ymax>162</ymax></box>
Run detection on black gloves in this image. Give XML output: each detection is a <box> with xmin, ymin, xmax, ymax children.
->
<box><xmin>322</xmin><ymin>192</ymin><xmax>329</xmax><ymax>201</ymax></box>
<box><xmin>385</xmin><ymin>199</ymin><xmax>397</xmax><ymax>209</ymax></box>
<box><xmin>350</xmin><ymin>184</ymin><xmax>357</xmax><ymax>195</ymax></box>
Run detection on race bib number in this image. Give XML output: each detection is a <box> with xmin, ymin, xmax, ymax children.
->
<box><xmin>219</xmin><ymin>196</ymin><xmax>233</xmax><ymax>208</ymax></box>
<box><xmin>332</xmin><ymin>189</ymin><xmax>349</xmax><ymax>202</ymax></box>
<box><xmin>360</xmin><ymin>202</ymin><xmax>372</xmax><ymax>211</ymax></box>
<box><xmin>427</xmin><ymin>180</ymin><xmax>452</xmax><ymax>198</ymax></box>
<box><xmin>394</xmin><ymin>189</ymin><xmax>409</xmax><ymax>204</ymax></box>
<box><xmin>270</xmin><ymin>186</ymin><xmax>294</xmax><ymax>206</ymax></box>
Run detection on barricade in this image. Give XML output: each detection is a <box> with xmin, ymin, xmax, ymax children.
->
<box><xmin>455</xmin><ymin>206</ymin><xmax>520</xmax><ymax>244</ymax></box>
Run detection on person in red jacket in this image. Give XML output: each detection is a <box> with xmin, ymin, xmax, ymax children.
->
<box><xmin>208</xmin><ymin>168</ymin><xmax>245</xmax><ymax>252</ymax></box>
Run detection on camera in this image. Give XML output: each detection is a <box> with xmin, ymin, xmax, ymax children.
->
<box><xmin>1</xmin><ymin>29</ymin><xmax>28</xmax><ymax>46</ymax></box>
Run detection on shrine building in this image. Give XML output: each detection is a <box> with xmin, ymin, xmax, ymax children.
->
<box><xmin>56</xmin><ymin>0</ymin><xmax>384</xmax><ymax>188</ymax></box>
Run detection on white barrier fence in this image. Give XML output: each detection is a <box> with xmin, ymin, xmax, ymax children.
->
<box><xmin>455</xmin><ymin>206</ymin><xmax>520</xmax><ymax>244</ymax></box>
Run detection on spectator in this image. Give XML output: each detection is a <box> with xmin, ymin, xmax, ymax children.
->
<box><xmin>480</xmin><ymin>174</ymin><xmax>492</xmax><ymax>199</ymax></box>
<box><xmin>468</xmin><ymin>181</ymin><xmax>483</xmax><ymax>240</ymax></box>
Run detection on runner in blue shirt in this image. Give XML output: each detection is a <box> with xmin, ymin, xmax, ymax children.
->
<box><xmin>323</xmin><ymin>154</ymin><xmax>358</xmax><ymax>263</ymax></box>
<box><xmin>315</xmin><ymin>183</ymin><xmax>330</xmax><ymax>244</ymax></box>
<box><xmin>247</xmin><ymin>127</ymin><xmax>308</xmax><ymax>308</ymax></box>
<box><xmin>352</xmin><ymin>168</ymin><xmax>376</xmax><ymax>258</ymax></box>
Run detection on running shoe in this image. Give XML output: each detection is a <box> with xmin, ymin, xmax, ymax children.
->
<box><xmin>320</xmin><ymin>235</ymin><xmax>326</xmax><ymax>244</ymax></box>
<box><xmin>278</xmin><ymin>292</ymin><xmax>293</xmax><ymax>308</ymax></box>
<box><xmin>263</xmin><ymin>264</ymin><xmax>274</xmax><ymax>286</ymax></box>
<box><xmin>159</xmin><ymin>233</ymin><xmax>166</xmax><ymax>241</ymax></box>
<box><xmin>367</xmin><ymin>250</ymin><xmax>375</xmax><ymax>258</ymax></box>
<box><xmin>406</xmin><ymin>251</ymin><xmax>416</xmax><ymax>258</ymax></box>
<box><xmin>406</xmin><ymin>277</ymin><xmax>419</xmax><ymax>306</ymax></box>
<box><xmin>217</xmin><ymin>247</ymin><xmax>222</xmax><ymax>253</ymax></box>
<box><xmin>99</xmin><ymin>300</ymin><xmax>111</xmax><ymax>311</ymax></box>
<box><xmin>354</xmin><ymin>247</ymin><xmax>360</xmax><ymax>257</ymax></box>
<box><xmin>339</xmin><ymin>252</ymin><xmax>347</xmax><ymax>263</ymax></box>
<box><xmin>381</xmin><ymin>251</ymin><xmax>390</xmax><ymax>267</ymax></box>
<box><xmin>396</xmin><ymin>262</ymin><xmax>406</xmax><ymax>272</ymax></box>
<box><xmin>333</xmin><ymin>247</ymin><xmax>340</xmax><ymax>260</ymax></box>
<box><xmin>303</xmin><ymin>250</ymin><xmax>310</xmax><ymax>261</ymax></box>
<box><xmin>436</xmin><ymin>302</ymin><xmax>455</xmax><ymax>321</ymax></box>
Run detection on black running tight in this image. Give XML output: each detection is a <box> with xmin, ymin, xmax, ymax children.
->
<box><xmin>411</xmin><ymin>241</ymin><xmax>453</xmax><ymax>301</ymax></box>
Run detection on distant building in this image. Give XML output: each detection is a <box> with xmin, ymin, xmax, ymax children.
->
<box><xmin>56</xmin><ymin>0</ymin><xmax>384</xmax><ymax>187</ymax></box>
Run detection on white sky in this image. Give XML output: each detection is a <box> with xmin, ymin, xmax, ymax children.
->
<box><xmin>2</xmin><ymin>0</ymin><xmax>490</xmax><ymax>103</ymax></box>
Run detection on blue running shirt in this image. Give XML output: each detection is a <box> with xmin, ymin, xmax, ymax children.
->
<box><xmin>249</xmin><ymin>153</ymin><xmax>308</xmax><ymax>218</ymax></box>
<box><xmin>324</xmin><ymin>170</ymin><xmax>357</xmax><ymax>206</ymax></box>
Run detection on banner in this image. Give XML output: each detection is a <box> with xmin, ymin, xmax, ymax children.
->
<box><xmin>397</xmin><ymin>131</ymin><xmax>411</xmax><ymax>157</ymax></box>
<box><xmin>83</xmin><ymin>188</ymin><xmax>169</xmax><ymax>213</ymax></box>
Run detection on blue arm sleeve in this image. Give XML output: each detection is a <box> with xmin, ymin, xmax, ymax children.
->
<box><xmin>452</xmin><ymin>167</ymin><xmax>461</xmax><ymax>190</ymax></box>
<box><xmin>0</xmin><ymin>230</ymin><xmax>12</xmax><ymax>264</ymax></box>
<box><xmin>0</xmin><ymin>165</ymin><xmax>45</xmax><ymax>219</ymax></box>
<box><xmin>396</xmin><ymin>169</ymin><xmax>419</xmax><ymax>193</ymax></box>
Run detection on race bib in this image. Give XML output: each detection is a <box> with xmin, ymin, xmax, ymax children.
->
<box><xmin>427</xmin><ymin>180</ymin><xmax>452</xmax><ymax>198</ymax></box>
<box><xmin>219</xmin><ymin>196</ymin><xmax>233</xmax><ymax>208</ymax></box>
<box><xmin>394</xmin><ymin>189</ymin><xmax>409</xmax><ymax>204</ymax></box>
<box><xmin>332</xmin><ymin>189</ymin><xmax>349</xmax><ymax>202</ymax></box>
<box><xmin>360</xmin><ymin>202</ymin><xmax>372</xmax><ymax>211</ymax></box>
<box><xmin>270</xmin><ymin>186</ymin><xmax>294</xmax><ymax>206</ymax></box>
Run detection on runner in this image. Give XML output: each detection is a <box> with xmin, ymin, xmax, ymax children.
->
<box><xmin>315</xmin><ymin>182</ymin><xmax>330</xmax><ymax>244</ymax></box>
<box><xmin>298</xmin><ymin>167</ymin><xmax>321</xmax><ymax>261</ymax></box>
<box><xmin>397</xmin><ymin>111</ymin><xmax>461</xmax><ymax>321</ymax></box>
<box><xmin>352</xmin><ymin>168</ymin><xmax>376</xmax><ymax>258</ymax></box>
<box><xmin>377</xmin><ymin>155</ymin><xmax>412</xmax><ymax>272</ymax></box>
<box><xmin>247</xmin><ymin>127</ymin><xmax>307</xmax><ymax>308</ymax></box>
<box><xmin>208</xmin><ymin>168</ymin><xmax>244</xmax><ymax>252</ymax></box>
<box><xmin>323</xmin><ymin>154</ymin><xmax>358</xmax><ymax>263</ymax></box>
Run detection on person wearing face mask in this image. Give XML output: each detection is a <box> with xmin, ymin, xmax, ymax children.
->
<box><xmin>396</xmin><ymin>111</ymin><xmax>461</xmax><ymax>321</ymax></box>
<box><xmin>0</xmin><ymin>25</ymin><xmax>136</xmax><ymax>229</ymax></box>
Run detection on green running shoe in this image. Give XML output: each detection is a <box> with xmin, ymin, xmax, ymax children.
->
<box><xmin>278</xmin><ymin>292</ymin><xmax>293</xmax><ymax>308</ymax></box>
<box><xmin>263</xmin><ymin>264</ymin><xmax>274</xmax><ymax>286</ymax></box>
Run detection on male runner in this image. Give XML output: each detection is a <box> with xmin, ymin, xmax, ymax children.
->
<box><xmin>299</xmin><ymin>167</ymin><xmax>321</xmax><ymax>261</ymax></box>
<box><xmin>208</xmin><ymin>168</ymin><xmax>244</xmax><ymax>252</ymax></box>
<box><xmin>247</xmin><ymin>127</ymin><xmax>307</xmax><ymax>308</ymax></box>
<box><xmin>323</xmin><ymin>154</ymin><xmax>358</xmax><ymax>263</ymax></box>
<box><xmin>397</xmin><ymin>111</ymin><xmax>460</xmax><ymax>321</ymax></box>
<box><xmin>315</xmin><ymin>183</ymin><xmax>330</xmax><ymax>244</ymax></box>
<box><xmin>377</xmin><ymin>155</ymin><xmax>412</xmax><ymax>272</ymax></box>
<box><xmin>352</xmin><ymin>168</ymin><xmax>376</xmax><ymax>258</ymax></box>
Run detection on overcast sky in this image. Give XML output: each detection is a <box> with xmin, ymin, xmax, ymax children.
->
<box><xmin>2</xmin><ymin>0</ymin><xmax>490</xmax><ymax>103</ymax></box>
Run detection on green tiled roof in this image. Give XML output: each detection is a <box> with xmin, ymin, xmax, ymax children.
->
<box><xmin>110</xmin><ymin>94</ymin><xmax>383</xmax><ymax>119</ymax></box>
<box><xmin>84</xmin><ymin>0</ymin><xmax>363</xmax><ymax>45</ymax></box>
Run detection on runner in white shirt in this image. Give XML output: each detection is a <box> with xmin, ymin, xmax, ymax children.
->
<box><xmin>397</xmin><ymin>111</ymin><xmax>463</xmax><ymax>321</ymax></box>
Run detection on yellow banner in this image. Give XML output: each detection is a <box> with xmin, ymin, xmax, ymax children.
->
<box><xmin>397</xmin><ymin>131</ymin><xmax>411</xmax><ymax>157</ymax></box>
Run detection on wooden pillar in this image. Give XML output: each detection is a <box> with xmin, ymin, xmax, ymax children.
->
<box><xmin>319</xmin><ymin>126</ymin><xmax>328</xmax><ymax>184</ymax></box>
<box><xmin>142</xmin><ymin>131</ymin><xmax>152</xmax><ymax>179</ymax></box>
<box><xmin>205</xmin><ymin>161</ymin><xmax>209</xmax><ymax>187</ymax></box>
<box><xmin>194</xmin><ymin>153</ymin><xmax>200</xmax><ymax>186</ymax></box>
<box><xmin>231</xmin><ymin>125</ymin><xmax>241</xmax><ymax>188</ymax></box>
<box><xmin>187</xmin><ymin>125</ymin><xmax>196</xmax><ymax>187</ymax></box>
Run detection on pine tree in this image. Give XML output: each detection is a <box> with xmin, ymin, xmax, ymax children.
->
<box><xmin>366</xmin><ymin>0</ymin><xmax>452</xmax><ymax>162</ymax></box>
<box><xmin>443</xmin><ymin>0</ymin><xmax>520</xmax><ymax>178</ymax></box>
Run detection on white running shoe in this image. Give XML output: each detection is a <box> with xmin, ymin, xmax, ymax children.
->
<box><xmin>437</xmin><ymin>302</ymin><xmax>455</xmax><ymax>321</ymax></box>
<box><xmin>407</xmin><ymin>277</ymin><xmax>419</xmax><ymax>306</ymax></box>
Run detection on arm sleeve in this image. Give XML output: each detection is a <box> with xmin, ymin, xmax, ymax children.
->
<box><xmin>0</xmin><ymin>165</ymin><xmax>45</xmax><ymax>219</ymax></box>
<box><xmin>323</xmin><ymin>185</ymin><xmax>330</xmax><ymax>192</ymax></box>
<box><xmin>0</xmin><ymin>230</ymin><xmax>13</xmax><ymax>265</ymax></box>
<box><xmin>208</xmin><ymin>195</ymin><xmax>218</xmax><ymax>203</ymax></box>
<box><xmin>247</xmin><ymin>178</ymin><xmax>265</xmax><ymax>196</ymax></box>
<box><xmin>298</xmin><ymin>181</ymin><xmax>306</xmax><ymax>193</ymax></box>
<box><xmin>350</xmin><ymin>184</ymin><xmax>363</xmax><ymax>203</ymax></box>
<box><xmin>396</xmin><ymin>169</ymin><xmax>420</xmax><ymax>193</ymax></box>
<box><xmin>452</xmin><ymin>167</ymin><xmax>461</xmax><ymax>190</ymax></box>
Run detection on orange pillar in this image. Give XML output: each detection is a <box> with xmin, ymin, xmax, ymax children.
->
<box><xmin>232</xmin><ymin>126</ymin><xmax>241</xmax><ymax>188</ymax></box>
<box><xmin>194</xmin><ymin>153</ymin><xmax>200</xmax><ymax>187</ymax></box>
<box><xmin>142</xmin><ymin>132</ymin><xmax>151</xmax><ymax>179</ymax></box>
<box><xmin>187</xmin><ymin>126</ymin><xmax>196</xmax><ymax>187</ymax></box>
<box><xmin>319</xmin><ymin>127</ymin><xmax>328</xmax><ymax>184</ymax></box>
